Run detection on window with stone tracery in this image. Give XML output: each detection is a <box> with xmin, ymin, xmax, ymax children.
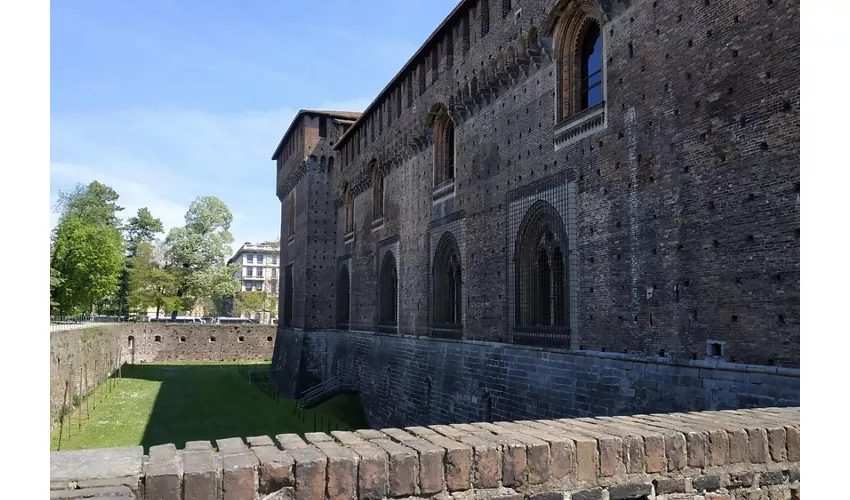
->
<box><xmin>515</xmin><ymin>201</ymin><xmax>568</xmax><ymax>330</ymax></box>
<box><xmin>433</xmin><ymin>232</ymin><xmax>462</xmax><ymax>328</ymax></box>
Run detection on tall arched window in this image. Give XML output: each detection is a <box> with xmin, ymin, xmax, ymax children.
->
<box><xmin>554</xmin><ymin>2</ymin><xmax>604</xmax><ymax>121</ymax></box>
<box><xmin>580</xmin><ymin>22</ymin><xmax>603</xmax><ymax>110</ymax></box>
<box><xmin>336</xmin><ymin>265</ymin><xmax>350</xmax><ymax>330</ymax></box>
<box><xmin>432</xmin><ymin>232</ymin><xmax>462</xmax><ymax>337</ymax></box>
<box><xmin>514</xmin><ymin>201</ymin><xmax>569</xmax><ymax>345</ymax></box>
<box><xmin>379</xmin><ymin>252</ymin><xmax>398</xmax><ymax>327</ymax></box>
<box><xmin>372</xmin><ymin>161</ymin><xmax>384</xmax><ymax>220</ymax></box>
<box><xmin>431</xmin><ymin>104</ymin><xmax>455</xmax><ymax>186</ymax></box>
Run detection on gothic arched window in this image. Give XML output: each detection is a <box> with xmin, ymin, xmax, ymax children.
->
<box><xmin>379</xmin><ymin>251</ymin><xmax>398</xmax><ymax>326</ymax></box>
<box><xmin>554</xmin><ymin>3</ymin><xmax>604</xmax><ymax>121</ymax></box>
<box><xmin>432</xmin><ymin>232</ymin><xmax>462</xmax><ymax>336</ymax></box>
<box><xmin>514</xmin><ymin>201</ymin><xmax>569</xmax><ymax>342</ymax></box>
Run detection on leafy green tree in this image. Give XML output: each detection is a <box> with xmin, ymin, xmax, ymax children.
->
<box><xmin>50</xmin><ymin>268</ymin><xmax>64</xmax><ymax>310</ymax></box>
<box><xmin>50</xmin><ymin>218</ymin><xmax>125</xmax><ymax>315</ymax></box>
<box><xmin>163</xmin><ymin>196</ymin><xmax>236</xmax><ymax>317</ymax></box>
<box><xmin>235</xmin><ymin>290</ymin><xmax>266</xmax><ymax>318</ymax></box>
<box><xmin>189</xmin><ymin>263</ymin><xmax>242</xmax><ymax>317</ymax></box>
<box><xmin>50</xmin><ymin>182</ymin><xmax>126</xmax><ymax>315</ymax></box>
<box><xmin>118</xmin><ymin>208</ymin><xmax>164</xmax><ymax>317</ymax></box>
<box><xmin>127</xmin><ymin>243</ymin><xmax>180</xmax><ymax>319</ymax></box>
<box><xmin>55</xmin><ymin>181</ymin><xmax>123</xmax><ymax>227</ymax></box>
<box><xmin>125</xmin><ymin>208</ymin><xmax>164</xmax><ymax>254</ymax></box>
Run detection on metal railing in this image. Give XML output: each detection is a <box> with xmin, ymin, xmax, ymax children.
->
<box><xmin>50</xmin><ymin>315</ymin><xmax>125</xmax><ymax>332</ymax></box>
<box><xmin>298</xmin><ymin>376</ymin><xmax>358</xmax><ymax>409</ymax></box>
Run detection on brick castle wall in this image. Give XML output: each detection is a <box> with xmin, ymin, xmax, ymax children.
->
<box><xmin>278</xmin><ymin>0</ymin><xmax>799</xmax><ymax>367</ymax></box>
<box><xmin>271</xmin><ymin>329</ymin><xmax>798</xmax><ymax>430</ymax></box>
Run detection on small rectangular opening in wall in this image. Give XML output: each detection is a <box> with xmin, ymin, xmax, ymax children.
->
<box><xmin>707</xmin><ymin>340</ymin><xmax>726</xmax><ymax>358</ymax></box>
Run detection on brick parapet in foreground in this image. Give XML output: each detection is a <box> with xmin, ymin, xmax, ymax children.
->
<box><xmin>49</xmin><ymin>407</ymin><xmax>800</xmax><ymax>500</ymax></box>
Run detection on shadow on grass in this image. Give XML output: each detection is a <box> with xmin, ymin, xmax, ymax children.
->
<box><xmin>125</xmin><ymin>363</ymin><xmax>367</xmax><ymax>452</ymax></box>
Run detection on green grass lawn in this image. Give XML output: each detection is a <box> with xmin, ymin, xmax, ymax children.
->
<box><xmin>50</xmin><ymin>362</ymin><xmax>369</xmax><ymax>452</ymax></box>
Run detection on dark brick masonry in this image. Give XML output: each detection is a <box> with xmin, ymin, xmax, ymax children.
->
<box><xmin>270</xmin><ymin>329</ymin><xmax>798</xmax><ymax>430</ymax></box>
<box><xmin>273</xmin><ymin>0</ymin><xmax>799</xmax><ymax>368</ymax></box>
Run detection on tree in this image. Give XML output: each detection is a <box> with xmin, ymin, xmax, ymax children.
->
<box><xmin>187</xmin><ymin>263</ymin><xmax>241</xmax><ymax>317</ymax></box>
<box><xmin>125</xmin><ymin>208</ymin><xmax>164</xmax><ymax>255</ymax></box>
<box><xmin>50</xmin><ymin>268</ymin><xmax>64</xmax><ymax>310</ymax></box>
<box><xmin>127</xmin><ymin>243</ymin><xmax>180</xmax><ymax>319</ymax></box>
<box><xmin>163</xmin><ymin>196</ymin><xmax>236</xmax><ymax>317</ymax></box>
<box><xmin>50</xmin><ymin>218</ymin><xmax>125</xmax><ymax>315</ymax></box>
<box><xmin>55</xmin><ymin>181</ymin><xmax>123</xmax><ymax>228</ymax></box>
<box><xmin>235</xmin><ymin>290</ymin><xmax>267</xmax><ymax>319</ymax></box>
<box><xmin>50</xmin><ymin>182</ymin><xmax>126</xmax><ymax>315</ymax></box>
<box><xmin>118</xmin><ymin>208</ymin><xmax>164</xmax><ymax>317</ymax></box>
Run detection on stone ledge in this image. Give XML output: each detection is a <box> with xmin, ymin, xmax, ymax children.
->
<box><xmin>321</xmin><ymin>328</ymin><xmax>800</xmax><ymax>378</ymax></box>
<box><xmin>49</xmin><ymin>408</ymin><xmax>799</xmax><ymax>500</ymax></box>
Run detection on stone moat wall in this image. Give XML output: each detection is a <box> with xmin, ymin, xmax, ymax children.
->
<box><xmin>271</xmin><ymin>329</ymin><xmax>799</xmax><ymax>431</ymax></box>
<box><xmin>49</xmin><ymin>407</ymin><xmax>800</xmax><ymax>500</ymax></box>
<box><xmin>49</xmin><ymin>324</ymin><xmax>276</xmax><ymax>429</ymax></box>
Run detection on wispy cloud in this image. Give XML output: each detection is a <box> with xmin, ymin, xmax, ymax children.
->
<box><xmin>50</xmin><ymin>99</ymin><xmax>369</xmax><ymax>256</ymax></box>
<box><xmin>50</xmin><ymin>106</ymin><xmax>299</xmax><ymax>254</ymax></box>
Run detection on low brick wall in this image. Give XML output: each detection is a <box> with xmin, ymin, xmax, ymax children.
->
<box><xmin>50</xmin><ymin>324</ymin><xmax>276</xmax><ymax>430</ymax></box>
<box><xmin>50</xmin><ymin>326</ymin><xmax>124</xmax><ymax>428</ymax></box>
<box><xmin>49</xmin><ymin>407</ymin><xmax>800</xmax><ymax>500</ymax></box>
<box><xmin>271</xmin><ymin>329</ymin><xmax>800</xmax><ymax>429</ymax></box>
<box><xmin>119</xmin><ymin>324</ymin><xmax>277</xmax><ymax>363</ymax></box>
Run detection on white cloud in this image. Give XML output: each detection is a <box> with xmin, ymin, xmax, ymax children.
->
<box><xmin>50</xmin><ymin>161</ymin><xmax>188</xmax><ymax>234</ymax></box>
<box><xmin>50</xmin><ymin>101</ymin><xmax>366</xmax><ymax>258</ymax></box>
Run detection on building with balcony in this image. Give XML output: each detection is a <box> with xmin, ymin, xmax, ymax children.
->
<box><xmin>226</xmin><ymin>241</ymin><xmax>281</xmax><ymax>323</ymax></box>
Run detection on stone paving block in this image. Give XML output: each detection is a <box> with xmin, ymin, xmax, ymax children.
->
<box><xmin>304</xmin><ymin>432</ymin><xmax>334</xmax><ymax>444</ymax></box>
<box><xmin>330</xmin><ymin>431</ymin><xmax>365</xmax><ymax>446</ymax></box>
<box><xmin>369</xmin><ymin>438</ymin><xmax>418</xmax><ymax>497</ymax></box>
<box><xmin>222</xmin><ymin>453</ymin><xmax>259</xmax><ymax>500</ymax></box>
<box><xmin>252</xmin><ymin>446</ymin><xmax>295</xmax><ymax>494</ymax></box>
<box><xmin>496</xmin><ymin>421</ymin><xmax>576</xmax><ymax>481</ymax></box>
<box><xmin>276</xmin><ymin>433</ymin><xmax>310</xmax><ymax>450</ymax></box>
<box><xmin>403</xmin><ymin>438</ymin><xmax>446</xmax><ymax>494</ymax></box>
<box><xmin>145</xmin><ymin>451</ymin><xmax>183</xmax><ymax>500</ymax></box>
<box><xmin>183</xmin><ymin>450</ymin><xmax>220</xmax><ymax>500</ymax></box>
<box><xmin>185</xmin><ymin>441</ymin><xmax>213</xmax><ymax>452</ymax></box>
<box><xmin>521</xmin><ymin>420</ymin><xmax>597</xmax><ymax>481</ymax></box>
<box><xmin>347</xmin><ymin>442</ymin><xmax>388</xmax><ymax>500</ymax></box>
<box><xmin>50</xmin><ymin>447</ymin><xmax>144</xmax><ymax>484</ymax></box>
<box><xmin>356</xmin><ymin>429</ymin><xmax>387</xmax><ymax>440</ymax></box>
<box><xmin>475</xmin><ymin>421</ymin><xmax>551</xmax><ymax>485</ymax></box>
<box><xmin>288</xmin><ymin>447</ymin><xmax>327</xmax><ymax>500</ymax></box>
<box><xmin>316</xmin><ymin>442</ymin><xmax>359</xmax><ymax>500</ymax></box>
<box><xmin>148</xmin><ymin>443</ymin><xmax>177</xmax><ymax>462</ymax></box>
<box><xmin>247</xmin><ymin>435</ymin><xmax>275</xmax><ymax>448</ymax></box>
<box><xmin>216</xmin><ymin>437</ymin><xmax>249</xmax><ymax>456</ymax></box>
<box><xmin>406</xmin><ymin>426</ymin><xmax>473</xmax><ymax>491</ymax></box>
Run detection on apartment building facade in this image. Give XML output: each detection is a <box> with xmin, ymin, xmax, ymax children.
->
<box><xmin>227</xmin><ymin>241</ymin><xmax>281</xmax><ymax>323</ymax></box>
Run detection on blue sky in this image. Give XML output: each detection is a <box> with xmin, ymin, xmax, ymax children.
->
<box><xmin>50</xmin><ymin>0</ymin><xmax>457</xmax><ymax>256</ymax></box>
